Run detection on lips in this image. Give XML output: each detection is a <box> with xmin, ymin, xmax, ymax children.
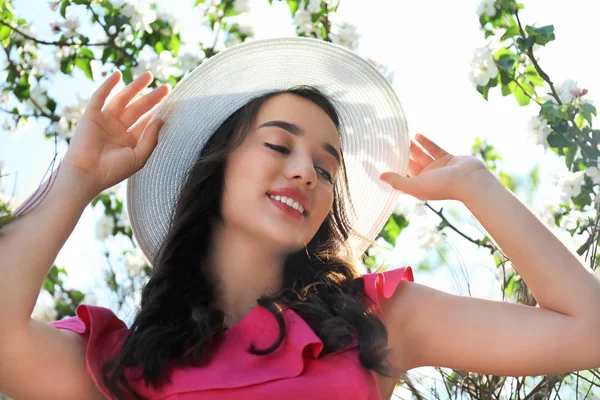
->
<box><xmin>266</xmin><ymin>187</ymin><xmax>311</xmax><ymax>215</ymax></box>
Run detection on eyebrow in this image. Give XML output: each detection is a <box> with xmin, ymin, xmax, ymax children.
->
<box><xmin>258</xmin><ymin>120</ymin><xmax>340</xmax><ymax>165</ymax></box>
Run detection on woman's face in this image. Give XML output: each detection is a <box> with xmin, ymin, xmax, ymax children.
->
<box><xmin>221</xmin><ymin>93</ymin><xmax>341</xmax><ymax>254</ymax></box>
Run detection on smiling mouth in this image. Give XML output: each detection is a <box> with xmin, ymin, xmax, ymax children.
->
<box><xmin>266</xmin><ymin>194</ymin><xmax>308</xmax><ymax>218</ymax></box>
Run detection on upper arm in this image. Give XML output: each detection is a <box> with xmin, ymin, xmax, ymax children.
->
<box><xmin>382</xmin><ymin>280</ymin><xmax>599</xmax><ymax>377</ymax></box>
<box><xmin>0</xmin><ymin>318</ymin><xmax>104</xmax><ymax>400</ymax></box>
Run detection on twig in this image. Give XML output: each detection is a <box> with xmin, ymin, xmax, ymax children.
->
<box><xmin>425</xmin><ymin>202</ymin><xmax>497</xmax><ymax>252</ymax></box>
<box><xmin>511</xmin><ymin>77</ymin><xmax>543</xmax><ymax>105</ymax></box>
<box><xmin>0</xmin><ymin>19</ymin><xmax>110</xmax><ymax>47</ymax></box>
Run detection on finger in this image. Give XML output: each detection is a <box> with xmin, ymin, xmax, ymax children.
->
<box><xmin>410</xmin><ymin>139</ymin><xmax>434</xmax><ymax>167</ymax></box>
<box><xmin>121</xmin><ymin>84</ymin><xmax>170</xmax><ymax>128</ymax></box>
<box><xmin>133</xmin><ymin>119</ymin><xmax>164</xmax><ymax>171</ymax></box>
<box><xmin>127</xmin><ymin>108</ymin><xmax>157</xmax><ymax>141</ymax></box>
<box><xmin>415</xmin><ymin>133</ymin><xmax>449</xmax><ymax>159</ymax></box>
<box><xmin>407</xmin><ymin>158</ymin><xmax>423</xmax><ymax>177</ymax></box>
<box><xmin>103</xmin><ymin>72</ymin><xmax>154</xmax><ymax>119</ymax></box>
<box><xmin>380</xmin><ymin>172</ymin><xmax>425</xmax><ymax>195</ymax></box>
<box><xmin>87</xmin><ymin>70</ymin><xmax>122</xmax><ymax>112</ymax></box>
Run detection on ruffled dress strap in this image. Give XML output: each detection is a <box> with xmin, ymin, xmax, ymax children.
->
<box><xmin>361</xmin><ymin>266</ymin><xmax>414</xmax><ymax>318</ymax></box>
<box><xmin>49</xmin><ymin>304</ymin><xmax>129</xmax><ymax>398</ymax></box>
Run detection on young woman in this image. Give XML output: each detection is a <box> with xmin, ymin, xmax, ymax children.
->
<box><xmin>0</xmin><ymin>38</ymin><xmax>599</xmax><ymax>400</ymax></box>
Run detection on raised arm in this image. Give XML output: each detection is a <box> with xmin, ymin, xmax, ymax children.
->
<box><xmin>0</xmin><ymin>70</ymin><xmax>169</xmax><ymax>399</ymax></box>
<box><xmin>379</xmin><ymin>134</ymin><xmax>600</xmax><ymax>376</ymax></box>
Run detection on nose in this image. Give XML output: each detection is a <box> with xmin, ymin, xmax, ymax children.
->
<box><xmin>286</xmin><ymin>153</ymin><xmax>317</xmax><ymax>189</ymax></box>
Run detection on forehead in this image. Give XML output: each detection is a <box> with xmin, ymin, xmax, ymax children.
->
<box><xmin>253</xmin><ymin>93</ymin><xmax>341</xmax><ymax>148</ymax></box>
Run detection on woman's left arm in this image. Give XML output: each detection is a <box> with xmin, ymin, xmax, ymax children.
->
<box><xmin>458</xmin><ymin>166</ymin><xmax>600</xmax><ymax>320</ymax></box>
<box><xmin>379</xmin><ymin>133</ymin><xmax>600</xmax><ymax>375</ymax></box>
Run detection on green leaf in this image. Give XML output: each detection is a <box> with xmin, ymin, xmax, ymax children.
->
<box><xmin>78</xmin><ymin>47</ymin><xmax>94</xmax><ymax>59</ymax></box>
<box><xmin>580</xmin><ymin>103</ymin><xmax>597</xmax><ymax>126</ymax></box>
<box><xmin>501</xmin><ymin>81</ymin><xmax>516</xmax><ymax>96</ymax></box>
<box><xmin>70</xmin><ymin>289</ymin><xmax>85</xmax><ymax>305</ymax></box>
<box><xmin>477</xmin><ymin>84</ymin><xmax>490</xmax><ymax>101</ymax></box>
<box><xmin>60</xmin><ymin>0</ymin><xmax>68</xmax><ymax>18</ymax></box>
<box><xmin>564</xmin><ymin>144</ymin><xmax>578</xmax><ymax>169</ymax></box>
<box><xmin>525</xmin><ymin>25</ymin><xmax>555</xmax><ymax>46</ymax></box>
<box><xmin>170</xmin><ymin>34</ymin><xmax>180</xmax><ymax>57</ymax></box>
<box><xmin>122</xmin><ymin>68</ymin><xmax>133</xmax><ymax>84</ymax></box>
<box><xmin>547</xmin><ymin>133</ymin><xmax>573</xmax><ymax>148</ymax></box>
<box><xmin>194</xmin><ymin>0</ymin><xmax>205</xmax><ymax>6</ymax></box>
<box><xmin>501</xmin><ymin>23</ymin><xmax>520</xmax><ymax>40</ymax></box>
<box><xmin>496</xmin><ymin>53</ymin><xmax>517</xmax><ymax>73</ymax></box>
<box><xmin>286</xmin><ymin>0</ymin><xmax>300</xmax><ymax>16</ymax></box>
<box><xmin>524</xmin><ymin>65</ymin><xmax>545</xmax><ymax>86</ymax></box>
<box><xmin>0</xmin><ymin>24</ymin><xmax>11</xmax><ymax>40</ymax></box>
<box><xmin>513</xmin><ymin>81</ymin><xmax>530</xmax><ymax>106</ymax></box>
<box><xmin>379</xmin><ymin>213</ymin><xmax>409</xmax><ymax>246</ymax></box>
<box><xmin>75</xmin><ymin>57</ymin><xmax>93</xmax><ymax>80</ymax></box>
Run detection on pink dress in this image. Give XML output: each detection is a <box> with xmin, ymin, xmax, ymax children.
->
<box><xmin>49</xmin><ymin>266</ymin><xmax>414</xmax><ymax>399</ymax></box>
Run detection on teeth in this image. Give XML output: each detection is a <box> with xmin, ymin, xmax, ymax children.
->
<box><xmin>269</xmin><ymin>195</ymin><xmax>305</xmax><ymax>214</ymax></box>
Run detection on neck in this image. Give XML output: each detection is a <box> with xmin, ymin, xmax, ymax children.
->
<box><xmin>204</xmin><ymin>219</ymin><xmax>286</xmax><ymax>328</ymax></box>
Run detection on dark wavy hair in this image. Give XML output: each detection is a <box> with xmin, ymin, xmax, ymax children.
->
<box><xmin>100</xmin><ymin>86</ymin><xmax>402</xmax><ymax>399</ymax></box>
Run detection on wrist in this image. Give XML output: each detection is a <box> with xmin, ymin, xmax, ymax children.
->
<box><xmin>56</xmin><ymin>161</ymin><xmax>103</xmax><ymax>204</ymax></box>
<box><xmin>455</xmin><ymin>168</ymin><xmax>499</xmax><ymax>205</ymax></box>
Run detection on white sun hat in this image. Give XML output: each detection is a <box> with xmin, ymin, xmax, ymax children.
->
<box><xmin>126</xmin><ymin>37</ymin><xmax>409</xmax><ymax>265</ymax></box>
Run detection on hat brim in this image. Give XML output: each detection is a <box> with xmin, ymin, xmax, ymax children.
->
<box><xmin>127</xmin><ymin>37</ymin><xmax>409</xmax><ymax>265</ymax></box>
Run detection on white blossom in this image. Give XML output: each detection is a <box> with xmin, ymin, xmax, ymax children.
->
<box><xmin>307</xmin><ymin>0</ymin><xmax>321</xmax><ymax>13</ymax></box>
<box><xmin>157</xmin><ymin>10</ymin><xmax>180</xmax><ymax>34</ymax></box>
<box><xmin>559</xmin><ymin>211</ymin><xmax>581</xmax><ymax>231</ymax></box>
<box><xmin>180</xmin><ymin>50</ymin><xmax>205</xmax><ymax>72</ymax></box>
<box><xmin>114</xmin><ymin>24</ymin><xmax>134</xmax><ymax>47</ymax></box>
<box><xmin>527</xmin><ymin>115</ymin><xmax>552</xmax><ymax>147</ymax></box>
<box><xmin>394</xmin><ymin>197</ymin><xmax>426</xmax><ymax>217</ymax></box>
<box><xmin>233</xmin><ymin>0</ymin><xmax>250</xmax><ymax>13</ymax></box>
<box><xmin>556</xmin><ymin>79</ymin><xmax>587</xmax><ymax>104</ymax></box>
<box><xmin>416</xmin><ymin>225</ymin><xmax>444</xmax><ymax>251</ymax></box>
<box><xmin>81</xmin><ymin>292</ymin><xmax>101</xmax><ymax>306</ymax></box>
<box><xmin>48</xmin><ymin>1</ymin><xmax>59</xmax><ymax>11</ymax></box>
<box><xmin>585</xmin><ymin>167</ymin><xmax>600</xmax><ymax>184</ymax></box>
<box><xmin>31</xmin><ymin>290</ymin><xmax>57</xmax><ymax>322</ymax></box>
<box><xmin>483</xmin><ymin>28</ymin><xmax>505</xmax><ymax>54</ymax></box>
<box><xmin>555</xmin><ymin>170</ymin><xmax>585</xmax><ymax>204</ymax></box>
<box><xmin>328</xmin><ymin>13</ymin><xmax>360</xmax><ymax>51</ymax></box>
<box><xmin>96</xmin><ymin>214</ymin><xmax>115</xmax><ymax>240</ymax></box>
<box><xmin>24</xmin><ymin>84</ymin><xmax>49</xmax><ymax>113</ymax></box>
<box><xmin>125</xmin><ymin>247</ymin><xmax>149</xmax><ymax>278</ymax></box>
<box><xmin>224</xmin><ymin>34</ymin><xmax>242</xmax><ymax>48</ymax></box>
<box><xmin>0</xmin><ymin>191</ymin><xmax>19</xmax><ymax>210</ymax></box>
<box><xmin>54</xmin><ymin>94</ymin><xmax>88</xmax><ymax>140</ymax></box>
<box><xmin>121</xmin><ymin>1</ymin><xmax>156</xmax><ymax>34</ymax></box>
<box><xmin>111</xmin><ymin>0</ymin><xmax>130</xmax><ymax>7</ymax></box>
<box><xmin>469</xmin><ymin>47</ymin><xmax>498</xmax><ymax>87</ymax></box>
<box><xmin>237</xmin><ymin>22</ymin><xmax>254</xmax><ymax>37</ymax></box>
<box><xmin>63</xmin><ymin>16</ymin><xmax>80</xmax><ymax>31</ymax></box>
<box><xmin>13</xmin><ymin>24</ymin><xmax>36</xmax><ymax>41</ymax></box>
<box><xmin>368</xmin><ymin>58</ymin><xmax>394</xmax><ymax>84</ymax></box>
<box><xmin>476</xmin><ymin>0</ymin><xmax>497</xmax><ymax>17</ymax></box>
<box><xmin>293</xmin><ymin>8</ymin><xmax>317</xmax><ymax>36</ymax></box>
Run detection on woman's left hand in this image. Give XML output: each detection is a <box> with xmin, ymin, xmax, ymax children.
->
<box><xmin>380</xmin><ymin>133</ymin><xmax>489</xmax><ymax>201</ymax></box>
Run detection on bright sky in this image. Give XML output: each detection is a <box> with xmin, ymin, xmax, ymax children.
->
<box><xmin>1</xmin><ymin>0</ymin><xmax>599</xmax><ymax>395</ymax></box>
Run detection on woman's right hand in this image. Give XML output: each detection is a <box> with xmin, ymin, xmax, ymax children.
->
<box><xmin>61</xmin><ymin>70</ymin><xmax>171</xmax><ymax>195</ymax></box>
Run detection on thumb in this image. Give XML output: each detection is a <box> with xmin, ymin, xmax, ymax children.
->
<box><xmin>380</xmin><ymin>172</ymin><xmax>422</xmax><ymax>194</ymax></box>
<box><xmin>133</xmin><ymin>119</ymin><xmax>163</xmax><ymax>171</ymax></box>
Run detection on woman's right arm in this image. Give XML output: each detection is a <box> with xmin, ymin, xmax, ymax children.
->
<box><xmin>0</xmin><ymin>163</ymin><xmax>106</xmax><ymax>399</ymax></box>
<box><xmin>0</xmin><ymin>69</ymin><xmax>170</xmax><ymax>399</ymax></box>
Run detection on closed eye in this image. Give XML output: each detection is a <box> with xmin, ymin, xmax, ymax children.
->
<box><xmin>264</xmin><ymin>143</ymin><xmax>334</xmax><ymax>184</ymax></box>
<box><xmin>264</xmin><ymin>143</ymin><xmax>289</xmax><ymax>154</ymax></box>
